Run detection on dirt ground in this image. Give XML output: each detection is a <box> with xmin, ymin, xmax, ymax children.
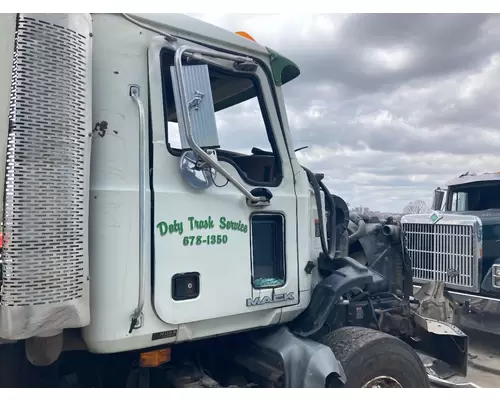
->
<box><xmin>464</xmin><ymin>329</ymin><xmax>500</xmax><ymax>388</ymax></box>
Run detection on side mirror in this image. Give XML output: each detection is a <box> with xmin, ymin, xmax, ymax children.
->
<box><xmin>171</xmin><ymin>63</ymin><xmax>220</xmax><ymax>150</ymax></box>
<box><xmin>432</xmin><ymin>188</ymin><xmax>446</xmax><ymax>211</ymax></box>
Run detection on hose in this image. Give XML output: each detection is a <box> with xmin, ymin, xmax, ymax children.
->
<box><xmin>347</xmin><ymin>212</ymin><xmax>367</xmax><ymax>244</ymax></box>
<box><xmin>349</xmin><ymin>219</ymin><xmax>366</xmax><ymax>244</ymax></box>
<box><xmin>381</xmin><ymin>224</ymin><xmax>400</xmax><ymax>242</ymax></box>
<box><xmin>302</xmin><ymin>166</ymin><xmax>337</xmax><ymax>261</ymax></box>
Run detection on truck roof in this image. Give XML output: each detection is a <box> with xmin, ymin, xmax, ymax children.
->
<box><xmin>128</xmin><ymin>13</ymin><xmax>270</xmax><ymax>56</ymax></box>
<box><xmin>447</xmin><ymin>172</ymin><xmax>500</xmax><ymax>187</ymax></box>
<box><xmin>122</xmin><ymin>14</ymin><xmax>301</xmax><ymax>86</ymax></box>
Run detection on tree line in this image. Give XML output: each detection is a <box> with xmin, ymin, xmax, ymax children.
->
<box><xmin>403</xmin><ymin>199</ymin><xmax>429</xmax><ymax>214</ymax></box>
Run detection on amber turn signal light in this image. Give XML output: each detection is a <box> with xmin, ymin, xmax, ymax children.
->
<box><xmin>139</xmin><ymin>348</ymin><xmax>171</xmax><ymax>368</ymax></box>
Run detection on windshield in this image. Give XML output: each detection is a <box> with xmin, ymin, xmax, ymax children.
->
<box><xmin>447</xmin><ymin>183</ymin><xmax>500</xmax><ymax>211</ymax></box>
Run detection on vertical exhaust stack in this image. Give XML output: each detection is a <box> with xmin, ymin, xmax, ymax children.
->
<box><xmin>0</xmin><ymin>14</ymin><xmax>93</xmax><ymax>340</ymax></box>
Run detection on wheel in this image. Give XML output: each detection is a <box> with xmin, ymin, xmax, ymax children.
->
<box><xmin>320</xmin><ymin>326</ymin><xmax>430</xmax><ymax>388</ymax></box>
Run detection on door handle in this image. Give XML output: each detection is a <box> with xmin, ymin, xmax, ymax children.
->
<box><xmin>250</xmin><ymin>188</ymin><xmax>273</xmax><ymax>202</ymax></box>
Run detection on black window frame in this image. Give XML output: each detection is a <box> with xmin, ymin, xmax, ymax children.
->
<box><xmin>249</xmin><ymin>212</ymin><xmax>286</xmax><ymax>290</ymax></box>
<box><xmin>159</xmin><ymin>47</ymin><xmax>284</xmax><ymax>188</ymax></box>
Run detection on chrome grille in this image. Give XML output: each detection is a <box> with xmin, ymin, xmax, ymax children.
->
<box><xmin>402</xmin><ymin>220</ymin><xmax>479</xmax><ymax>292</ymax></box>
<box><xmin>0</xmin><ymin>14</ymin><xmax>92</xmax><ymax>340</ymax></box>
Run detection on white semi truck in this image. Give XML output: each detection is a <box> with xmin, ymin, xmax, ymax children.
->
<box><xmin>0</xmin><ymin>13</ymin><xmax>470</xmax><ymax>388</ymax></box>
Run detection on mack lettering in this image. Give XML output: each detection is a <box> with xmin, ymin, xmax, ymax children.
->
<box><xmin>246</xmin><ymin>292</ymin><xmax>295</xmax><ymax>307</ymax></box>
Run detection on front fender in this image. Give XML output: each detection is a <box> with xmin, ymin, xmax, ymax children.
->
<box><xmin>251</xmin><ymin>326</ymin><xmax>347</xmax><ymax>388</ymax></box>
<box><xmin>291</xmin><ymin>257</ymin><xmax>388</xmax><ymax>337</ymax></box>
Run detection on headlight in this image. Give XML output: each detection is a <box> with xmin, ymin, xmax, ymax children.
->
<box><xmin>493</xmin><ymin>264</ymin><xmax>500</xmax><ymax>289</ymax></box>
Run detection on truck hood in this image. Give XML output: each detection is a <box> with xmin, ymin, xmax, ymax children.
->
<box><xmin>446</xmin><ymin>210</ymin><xmax>500</xmax><ymax>226</ymax></box>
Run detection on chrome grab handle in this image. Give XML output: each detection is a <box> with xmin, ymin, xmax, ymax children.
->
<box><xmin>129</xmin><ymin>85</ymin><xmax>146</xmax><ymax>333</ymax></box>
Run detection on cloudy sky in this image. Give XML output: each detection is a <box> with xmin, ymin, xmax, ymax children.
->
<box><xmin>185</xmin><ymin>13</ymin><xmax>500</xmax><ymax>212</ymax></box>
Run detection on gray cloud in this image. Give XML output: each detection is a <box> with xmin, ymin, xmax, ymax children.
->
<box><xmin>190</xmin><ymin>13</ymin><xmax>500</xmax><ymax>212</ymax></box>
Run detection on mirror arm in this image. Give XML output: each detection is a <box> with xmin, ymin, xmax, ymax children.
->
<box><xmin>174</xmin><ymin>45</ymin><xmax>267</xmax><ymax>205</ymax></box>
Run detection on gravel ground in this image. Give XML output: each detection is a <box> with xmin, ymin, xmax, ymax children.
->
<box><xmin>464</xmin><ymin>329</ymin><xmax>500</xmax><ymax>388</ymax></box>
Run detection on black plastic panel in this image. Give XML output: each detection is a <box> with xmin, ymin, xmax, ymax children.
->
<box><xmin>172</xmin><ymin>272</ymin><xmax>200</xmax><ymax>301</ymax></box>
<box><xmin>251</xmin><ymin>214</ymin><xmax>285</xmax><ymax>289</ymax></box>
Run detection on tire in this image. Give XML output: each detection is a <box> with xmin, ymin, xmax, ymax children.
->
<box><xmin>320</xmin><ymin>326</ymin><xmax>430</xmax><ymax>388</ymax></box>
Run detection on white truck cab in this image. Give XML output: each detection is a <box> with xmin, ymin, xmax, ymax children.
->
<box><xmin>0</xmin><ymin>13</ymin><xmax>471</xmax><ymax>388</ymax></box>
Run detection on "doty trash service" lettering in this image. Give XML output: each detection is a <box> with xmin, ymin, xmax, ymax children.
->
<box><xmin>156</xmin><ymin>216</ymin><xmax>248</xmax><ymax>247</ymax></box>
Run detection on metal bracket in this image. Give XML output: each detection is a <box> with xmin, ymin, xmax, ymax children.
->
<box><xmin>130</xmin><ymin>85</ymin><xmax>140</xmax><ymax>97</ymax></box>
<box><xmin>188</xmin><ymin>90</ymin><xmax>204</xmax><ymax>111</ymax></box>
<box><xmin>129</xmin><ymin>312</ymin><xmax>144</xmax><ymax>333</ymax></box>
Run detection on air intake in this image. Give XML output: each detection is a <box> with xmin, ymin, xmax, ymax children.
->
<box><xmin>0</xmin><ymin>14</ymin><xmax>92</xmax><ymax>340</ymax></box>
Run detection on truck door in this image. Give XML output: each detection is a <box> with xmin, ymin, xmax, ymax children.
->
<box><xmin>148</xmin><ymin>37</ymin><xmax>299</xmax><ymax>325</ymax></box>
